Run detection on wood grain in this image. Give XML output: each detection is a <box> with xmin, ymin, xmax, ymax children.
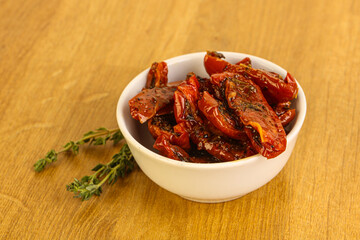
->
<box><xmin>0</xmin><ymin>0</ymin><xmax>359</xmax><ymax>239</ymax></box>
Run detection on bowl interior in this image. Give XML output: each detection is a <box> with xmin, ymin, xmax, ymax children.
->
<box><xmin>117</xmin><ymin>52</ymin><xmax>306</xmax><ymax>167</ymax></box>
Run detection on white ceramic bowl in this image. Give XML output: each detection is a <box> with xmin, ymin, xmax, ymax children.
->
<box><xmin>116</xmin><ymin>52</ymin><xmax>306</xmax><ymax>203</ymax></box>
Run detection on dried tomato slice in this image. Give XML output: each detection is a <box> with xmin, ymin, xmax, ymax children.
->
<box><xmin>222</xmin><ymin>72</ymin><xmax>287</xmax><ymax>158</ymax></box>
<box><xmin>145</xmin><ymin>61</ymin><xmax>168</xmax><ymax>89</ymax></box>
<box><xmin>148</xmin><ymin>115</ymin><xmax>190</xmax><ymax>151</ymax></box>
<box><xmin>153</xmin><ymin>135</ymin><xmax>191</xmax><ymax>162</ymax></box>
<box><xmin>273</xmin><ymin>101</ymin><xmax>296</xmax><ymax>127</ymax></box>
<box><xmin>198</xmin><ymin>91</ymin><xmax>247</xmax><ymax>141</ymax></box>
<box><xmin>129</xmin><ymin>86</ymin><xmax>177</xmax><ymax>124</ymax></box>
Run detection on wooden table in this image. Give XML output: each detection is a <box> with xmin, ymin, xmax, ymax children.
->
<box><xmin>1</xmin><ymin>0</ymin><xmax>359</xmax><ymax>239</ymax></box>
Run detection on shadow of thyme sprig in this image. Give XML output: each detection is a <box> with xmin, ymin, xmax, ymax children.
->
<box><xmin>66</xmin><ymin>143</ymin><xmax>135</xmax><ymax>201</ymax></box>
<box><xmin>34</xmin><ymin>128</ymin><xmax>123</xmax><ymax>172</ymax></box>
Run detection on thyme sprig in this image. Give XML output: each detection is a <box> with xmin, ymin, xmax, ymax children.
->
<box><xmin>66</xmin><ymin>144</ymin><xmax>135</xmax><ymax>201</ymax></box>
<box><xmin>34</xmin><ymin>127</ymin><xmax>123</xmax><ymax>172</ymax></box>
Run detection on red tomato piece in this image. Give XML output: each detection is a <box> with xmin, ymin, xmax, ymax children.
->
<box><xmin>173</xmin><ymin>73</ymin><xmax>202</xmax><ymax>124</ymax></box>
<box><xmin>145</xmin><ymin>61</ymin><xmax>168</xmax><ymax>89</ymax></box>
<box><xmin>129</xmin><ymin>86</ymin><xmax>177</xmax><ymax>124</ymax></box>
<box><xmin>223</xmin><ymin>73</ymin><xmax>287</xmax><ymax>158</ymax></box>
<box><xmin>153</xmin><ymin>135</ymin><xmax>191</xmax><ymax>162</ymax></box>
<box><xmin>273</xmin><ymin>101</ymin><xmax>296</xmax><ymax>127</ymax></box>
<box><xmin>235</xmin><ymin>57</ymin><xmax>251</xmax><ymax>66</ymax></box>
<box><xmin>148</xmin><ymin>115</ymin><xmax>191</xmax><ymax>150</ymax></box>
<box><xmin>198</xmin><ymin>91</ymin><xmax>248</xmax><ymax>141</ymax></box>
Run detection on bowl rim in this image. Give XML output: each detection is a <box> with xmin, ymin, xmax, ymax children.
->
<box><xmin>116</xmin><ymin>51</ymin><xmax>307</xmax><ymax>170</ymax></box>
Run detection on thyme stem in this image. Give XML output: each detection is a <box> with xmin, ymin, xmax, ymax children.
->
<box><xmin>34</xmin><ymin>127</ymin><xmax>123</xmax><ymax>172</ymax></box>
<box><xmin>66</xmin><ymin>144</ymin><xmax>135</xmax><ymax>201</ymax></box>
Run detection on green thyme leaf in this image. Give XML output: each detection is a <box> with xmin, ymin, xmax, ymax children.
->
<box><xmin>34</xmin><ymin>128</ymin><xmax>123</xmax><ymax>172</ymax></box>
<box><xmin>66</xmin><ymin>144</ymin><xmax>135</xmax><ymax>201</ymax></box>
